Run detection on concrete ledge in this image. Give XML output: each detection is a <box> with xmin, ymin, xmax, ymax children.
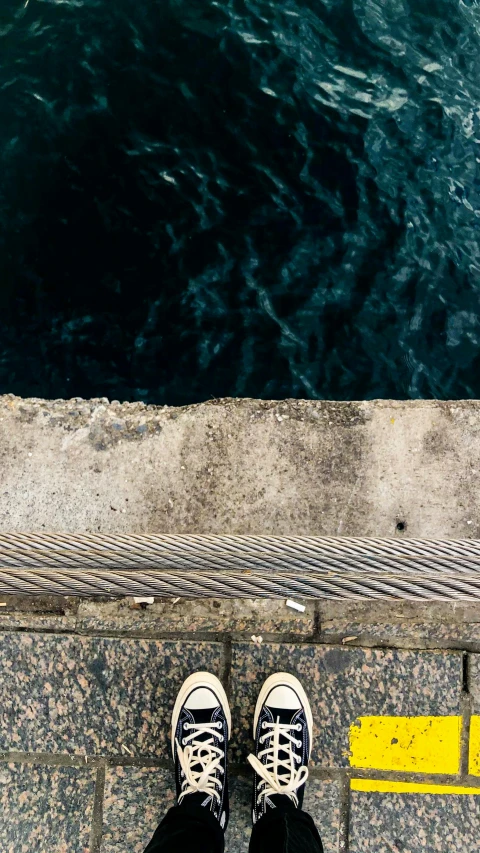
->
<box><xmin>1</xmin><ymin>395</ymin><xmax>480</xmax><ymax>538</ymax></box>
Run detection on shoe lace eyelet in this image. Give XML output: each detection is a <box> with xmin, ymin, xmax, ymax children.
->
<box><xmin>295</xmin><ymin>724</ymin><xmax>302</xmax><ymax>732</ymax></box>
<box><xmin>296</xmin><ymin>739</ymin><xmax>302</xmax><ymax>748</ymax></box>
<box><xmin>216</xmin><ymin>722</ymin><xmax>223</xmax><ymax>729</ymax></box>
<box><xmin>184</xmin><ymin>723</ymin><xmax>190</xmax><ymax>730</ymax></box>
<box><xmin>262</xmin><ymin>722</ymin><xmax>267</xmax><ymax>730</ymax></box>
<box><xmin>182</xmin><ymin>738</ymin><xmax>187</xmax><ymax>745</ymax></box>
<box><xmin>218</xmin><ymin>735</ymin><xmax>224</xmax><ymax>743</ymax></box>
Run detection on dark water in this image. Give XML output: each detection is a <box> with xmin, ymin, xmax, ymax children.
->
<box><xmin>1</xmin><ymin>0</ymin><xmax>480</xmax><ymax>404</ymax></box>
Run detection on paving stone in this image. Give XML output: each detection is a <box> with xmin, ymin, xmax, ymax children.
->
<box><xmin>320</xmin><ymin>621</ymin><xmax>480</xmax><ymax>649</ymax></box>
<box><xmin>320</xmin><ymin>600</ymin><xmax>480</xmax><ymax>625</ymax></box>
<box><xmin>102</xmin><ymin>767</ymin><xmax>173</xmax><ymax>853</ymax></box>
<box><xmin>0</xmin><ymin>614</ymin><xmax>77</xmax><ymax>631</ymax></box>
<box><xmin>320</xmin><ymin>601</ymin><xmax>480</xmax><ymax>648</ymax></box>
<box><xmin>101</xmin><ymin>767</ymin><xmax>340</xmax><ymax>853</ymax></box>
<box><xmin>230</xmin><ymin>643</ymin><xmax>462</xmax><ymax>766</ymax></box>
<box><xmin>467</xmin><ymin>655</ymin><xmax>480</xmax><ymax>706</ymax></box>
<box><xmin>0</xmin><ymin>762</ymin><xmax>95</xmax><ymax>852</ymax></box>
<box><xmin>0</xmin><ymin>633</ymin><xmax>222</xmax><ymax>756</ymax></box>
<box><xmin>467</xmin><ymin>655</ymin><xmax>480</xmax><ymax>775</ymax></box>
<box><xmin>349</xmin><ymin>789</ymin><xmax>480</xmax><ymax>852</ymax></box>
<box><xmin>77</xmin><ymin>597</ymin><xmax>315</xmax><ymax>636</ymax></box>
<box><xmin>0</xmin><ymin>594</ymin><xmax>77</xmax><ymax>631</ymax></box>
<box><xmin>229</xmin><ymin>776</ymin><xmax>341</xmax><ymax>853</ymax></box>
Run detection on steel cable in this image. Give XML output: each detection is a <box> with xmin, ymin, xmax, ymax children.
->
<box><xmin>0</xmin><ymin>533</ymin><xmax>479</xmax><ymax>598</ymax></box>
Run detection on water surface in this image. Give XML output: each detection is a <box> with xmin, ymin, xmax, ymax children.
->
<box><xmin>1</xmin><ymin>0</ymin><xmax>480</xmax><ymax>403</ymax></box>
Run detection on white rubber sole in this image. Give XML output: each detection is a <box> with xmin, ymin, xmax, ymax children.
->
<box><xmin>171</xmin><ymin>671</ymin><xmax>232</xmax><ymax>758</ymax></box>
<box><xmin>252</xmin><ymin>672</ymin><xmax>314</xmax><ymax>758</ymax></box>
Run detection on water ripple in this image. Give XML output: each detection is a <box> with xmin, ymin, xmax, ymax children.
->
<box><xmin>1</xmin><ymin>0</ymin><xmax>480</xmax><ymax>402</ymax></box>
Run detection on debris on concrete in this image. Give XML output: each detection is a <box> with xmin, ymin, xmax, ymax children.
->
<box><xmin>132</xmin><ymin>596</ymin><xmax>155</xmax><ymax>608</ymax></box>
<box><xmin>286</xmin><ymin>599</ymin><xmax>306</xmax><ymax>613</ymax></box>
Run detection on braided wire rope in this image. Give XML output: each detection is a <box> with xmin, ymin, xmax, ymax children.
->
<box><xmin>0</xmin><ymin>533</ymin><xmax>479</xmax><ymax>598</ymax></box>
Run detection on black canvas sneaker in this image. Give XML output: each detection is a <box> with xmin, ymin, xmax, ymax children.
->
<box><xmin>171</xmin><ymin>672</ymin><xmax>231</xmax><ymax>831</ymax></box>
<box><xmin>247</xmin><ymin>672</ymin><xmax>313</xmax><ymax>824</ymax></box>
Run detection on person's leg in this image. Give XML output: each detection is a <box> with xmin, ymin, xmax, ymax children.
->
<box><xmin>144</xmin><ymin>803</ymin><xmax>223</xmax><ymax>853</ymax></box>
<box><xmin>248</xmin><ymin>799</ymin><xmax>323</xmax><ymax>853</ymax></box>
<box><xmin>247</xmin><ymin>672</ymin><xmax>324</xmax><ymax>853</ymax></box>
<box><xmin>143</xmin><ymin>671</ymin><xmax>231</xmax><ymax>853</ymax></box>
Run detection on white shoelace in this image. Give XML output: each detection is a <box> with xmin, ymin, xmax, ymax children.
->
<box><xmin>176</xmin><ymin>721</ymin><xmax>224</xmax><ymax>804</ymax></box>
<box><xmin>247</xmin><ymin>718</ymin><xmax>309</xmax><ymax>807</ymax></box>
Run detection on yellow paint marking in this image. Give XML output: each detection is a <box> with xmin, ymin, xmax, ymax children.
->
<box><xmin>349</xmin><ymin>716</ymin><xmax>462</xmax><ymax>775</ymax></box>
<box><xmin>468</xmin><ymin>715</ymin><xmax>480</xmax><ymax>775</ymax></box>
<box><xmin>352</xmin><ymin>779</ymin><xmax>480</xmax><ymax>795</ymax></box>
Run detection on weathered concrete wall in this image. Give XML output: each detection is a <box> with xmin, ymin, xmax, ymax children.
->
<box><xmin>0</xmin><ymin>394</ymin><xmax>479</xmax><ymax>538</ymax></box>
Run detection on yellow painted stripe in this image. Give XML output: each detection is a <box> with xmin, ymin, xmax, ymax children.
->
<box><xmin>469</xmin><ymin>715</ymin><xmax>480</xmax><ymax>775</ymax></box>
<box><xmin>349</xmin><ymin>716</ymin><xmax>462</xmax><ymax>774</ymax></box>
<box><xmin>351</xmin><ymin>779</ymin><xmax>480</xmax><ymax>795</ymax></box>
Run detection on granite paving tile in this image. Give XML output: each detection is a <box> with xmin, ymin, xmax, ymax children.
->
<box><xmin>467</xmin><ymin>654</ymin><xmax>480</xmax><ymax>705</ymax></box>
<box><xmin>349</xmin><ymin>790</ymin><xmax>480</xmax><ymax>852</ymax></box>
<box><xmin>101</xmin><ymin>767</ymin><xmax>173</xmax><ymax>853</ymax></box>
<box><xmin>0</xmin><ymin>633</ymin><xmax>222</xmax><ymax>756</ymax></box>
<box><xmin>0</xmin><ymin>762</ymin><xmax>95</xmax><ymax>853</ymax></box>
<box><xmin>101</xmin><ymin>768</ymin><xmax>340</xmax><ymax>853</ymax></box>
<box><xmin>231</xmin><ymin>643</ymin><xmax>462</xmax><ymax>766</ymax></box>
<box><xmin>77</xmin><ymin>598</ymin><xmax>315</xmax><ymax>636</ymax></box>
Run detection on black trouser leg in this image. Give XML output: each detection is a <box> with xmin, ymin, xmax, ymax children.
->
<box><xmin>144</xmin><ymin>803</ymin><xmax>225</xmax><ymax>853</ymax></box>
<box><xmin>249</xmin><ymin>800</ymin><xmax>324</xmax><ymax>853</ymax></box>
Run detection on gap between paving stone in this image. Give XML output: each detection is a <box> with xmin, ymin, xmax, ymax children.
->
<box><xmin>1</xmin><ymin>755</ymin><xmax>479</xmax><ymax>789</ymax></box>
<box><xmin>0</xmin><ymin>597</ymin><xmax>479</xmax><ymax>653</ymax></box>
<box><xmin>90</xmin><ymin>766</ymin><xmax>106</xmax><ymax>853</ymax></box>
<box><xmin>0</xmin><ymin>624</ymin><xmax>476</xmax><ymax>656</ymax></box>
